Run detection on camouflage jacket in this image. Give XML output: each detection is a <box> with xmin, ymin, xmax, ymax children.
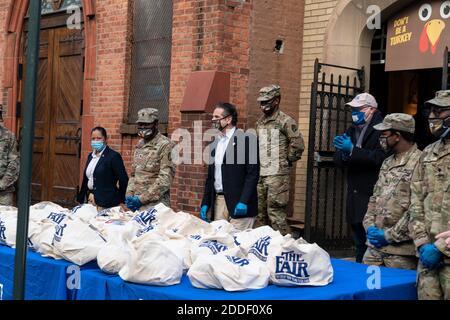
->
<box><xmin>0</xmin><ymin>125</ymin><xmax>19</xmax><ymax>193</ymax></box>
<box><xmin>256</xmin><ymin>110</ymin><xmax>305</xmax><ymax>176</ymax></box>
<box><xmin>126</xmin><ymin>133</ymin><xmax>175</xmax><ymax>206</ymax></box>
<box><xmin>409</xmin><ymin>138</ymin><xmax>450</xmax><ymax>261</ymax></box>
<box><xmin>363</xmin><ymin>144</ymin><xmax>422</xmax><ymax>256</ymax></box>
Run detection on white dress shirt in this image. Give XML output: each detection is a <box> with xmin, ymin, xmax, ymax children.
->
<box><xmin>86</xmin><ymin>148</ymin><xmax>105</xmax><ymax>190</ymax></box>
<box><xmin>214</xmin><ymin>127</ymin><xmax>236</xmax><ymax>193</ymax></box>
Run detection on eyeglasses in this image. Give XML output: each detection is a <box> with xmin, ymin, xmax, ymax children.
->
<box><xmin>379</xmin><ymin>132</ymin><xmax>396</xmax><ymax>141</ymax></box>
<box><xmin>212</xmin><ymin>114</ymin><xmax>230</xmax><ymax>122</ymax></box>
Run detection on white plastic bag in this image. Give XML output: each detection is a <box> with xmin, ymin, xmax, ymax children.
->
<box><xmin>190</xmin><ymin>232</ymin><xmax>236</xmax><ymax>264</ymax></box>
<box><xmin>268</xmin><ymin>238</ymin><xmax>333</xmax><ymax>286</ymax></box>
<box><xmin>234</xmin><ymin>226</ymin><xmax>284</xmax><ymax>250</ymax></box>
<box><xmin>29</xmin><ymin>202</ymin><xmax>69</xmax><ymax>223</ymax></box>
<box><xmin>188</xmin><ymin>247</ymin><xmax>270</xmax><ymax>291</ymax></box>
<box><xmin>210</xmin><ymin>219</ymin><xmax>237</xmax><ymax>235</ymax></box>
<box><xmin>70</xmin><ymin>204</ymin><xmax>99</xmax><ymax>223</ymax></box>
<box><xmin>171</xmin><ymin>213</ymin><xmax>215</xmax><ymax>237</ymax></box>
<box><xmin>97</xmin><ymin>231</ymin><xmax>129</xmax><ymax>274</ymax></box>
<box><xmin>30</xmin><ymin>211</ymin><xmax>68</xmax><ymax>259</ymax></box>
<box><xmin>52</xmin><ymin>216</ymin><xmax>106</xmax><ymax>266</ymax></box>
<box><xmin>164</xmin><ymin>230</ymin><xmax>194</xmax><ymax>271</ymax></box>
<box><xmin>119</xmin><ymin>239</ymin><xmax>183</xmax><ymax>286</ymax></box>
<box><xmin>157</xmin><ymin>210</ymin><xmax>192</xmax><ymax>232</ymax></box>
<box><xmin>0</xmin><ymin>211</ymin><xmax>17</xmax><ymax>247</ymax></box>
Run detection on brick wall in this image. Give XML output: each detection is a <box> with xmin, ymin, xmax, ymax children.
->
<box><xmin>0</xmin><ymin>0</ymin><xmax>11</xmax><ymax>111</ymax></box>
<box><xmin>89</xmin><ymin>0</ymin><xmax>132</xmax><ymax>165</ymax></box>
<box><xmin>169</xmin><ymin>0</ymin><xmax>252</xmax><ymax>214</ymax></box>
<box><xmin>295</xmin><ymin>0</ymin><xmax>337</xmax><ymax>220</ymax></box>
<box><xmin>247</xmin><ymin>0</ymin><xmax>305</xmax><ymax>217</ymax></box>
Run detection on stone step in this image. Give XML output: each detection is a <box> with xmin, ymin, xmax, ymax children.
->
<box><xmin>289</xmin><ymin>223</ymin><xmax>305</xmax><ymax>231</ymax></box>
<box><xmin>286</xmin><ymin>216</ymin><xmax>305</xmax><ymax>224</ymax></box>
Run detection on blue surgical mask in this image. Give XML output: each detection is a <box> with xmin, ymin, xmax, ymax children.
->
<box><xmin>91</xmin><ymin>141</ymin><xmax>105</xmax><ymax>152</ymax></box>
<box><xmin>352</xmin><ymin>111</ymin><xmax>366</xmax><ymax>125</ymax></box>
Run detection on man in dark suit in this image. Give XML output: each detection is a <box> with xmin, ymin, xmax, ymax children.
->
<box><xmin>200</xmin><ymin>102</ymin><xmax>259</xmax><ymax>231</ymax></box>
<box><xmin>333</xmin><ymin>93</ymin><xmax>389</xmax><ymax>263</ymax></box>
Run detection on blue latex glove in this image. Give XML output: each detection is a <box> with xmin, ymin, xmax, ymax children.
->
<box><xmin>367</xmin><ymin>226</ymin><xmax>378</xmax><ymax>236</ymax></box>
<box><xmin>200</xmin><ymin>205</ymin><xmax>209</xmax><ymax>221</ymax></box>
<box><xmin>333</xmin><ymin>135</ymin><xmax>345</xmax><ymax>149</ymax></box>
<box><xmin>334</xmin><ymin>134</ymin><xmax>353</xmax><ymax>154</ymax></box>
<box><xmin>367</xmin><ymin>228</ymin><xmax>389</xmax><ymax>248</ymax></box>
<box><xmin>419</xmin><ymin>244</ymin><xmax>443</xmax><ymax>269</ymax></box>
<box><xmin>125</xmin><ymin>196</ymin><xmax>142</xmax><ymax>211</ymax></box>
<box><xmin>234</xmin><ymin>202</ymin><xmax>248</xmax><ymax>216</ymax></box>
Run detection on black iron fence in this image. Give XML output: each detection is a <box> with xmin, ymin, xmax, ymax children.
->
<box><xmin>304</xmin><ymin>59</ymin><xmax>365</xmax><ymax>253</ymax></box>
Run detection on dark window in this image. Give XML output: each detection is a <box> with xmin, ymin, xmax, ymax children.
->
<box><xmin>370</xmin><ymin>23</ymin><xmax>387</xmax><ymax>65</ymax></box>
<box><xmin>41</xmin><ymin>0</ymin><xmax>82</xmax><ymax>15</ymax></box>
<box><xmin>128</xmin><ymin>0</ymin><xmax>173</xmax><ymax>123</ymax></box>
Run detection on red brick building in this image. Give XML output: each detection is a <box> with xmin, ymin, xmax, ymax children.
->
<box><xmin>0</xmin><ymin>0</ymin><xmax>305</xmax><ymax>218</ymax></box>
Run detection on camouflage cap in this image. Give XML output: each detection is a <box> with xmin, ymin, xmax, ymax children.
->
<box><xmin>257</xmin><ymin>85</ymin><xmax>281</xmax><ymax>102</ymax></box>
<box><xmin>425</xmin><ymin>90</ymin><xmax>450</xmax><ymax>108</ymax></box>
<box><xmin>136</xmin><ymin>108</ymin><xmax>159</xmax><ymax>124</ymax></box>
<box><xmin>373</xmin><ymin>113</ymin><xmax>415</xmax><ymax>133</ymax></box>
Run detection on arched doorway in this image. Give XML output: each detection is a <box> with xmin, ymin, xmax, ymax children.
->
<box><xmin>21</xmin><ymin>2</ymin><xmax>84</xmax><ymax>206</ymax></box>
<box><xmin>317</xmin><ymin>0</ymin><xmax>446</xmax><ymax>152</ymax></box>
<box><xmin>369</xmin><ymin>22</ymin><xmax>441</xmax><ymax>150</ymax></box>
<box><xmin>304</xmin><ymin>0</ymin><xmax>444</xmax><ymax>252</ymax></box>
<box><xmin>4</xmin><ymin>0</ymin><xmax>97</xmax><ymax>207</ymax></box>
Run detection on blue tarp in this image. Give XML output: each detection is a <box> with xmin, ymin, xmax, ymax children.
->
<box><xmin>0</xmin><ymin>246</ymin><xmax>417</xmax><ymax>300</ymax></box>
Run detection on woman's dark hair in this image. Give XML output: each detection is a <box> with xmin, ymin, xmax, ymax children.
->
<box><xmin>91</xmin><ymin>126</ymin><xmax>108</xmax><ymax>139</ymax></box>
<box><xmin>215</xmin><ymin>102</ymin><xmax>238</xmax><ymax>126</ymax></box>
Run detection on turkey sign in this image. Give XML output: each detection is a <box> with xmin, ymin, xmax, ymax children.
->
<box><xmin>386</xmin><ymin>0</ymin><xmax>450</xmax><ymax>71</ymax></box>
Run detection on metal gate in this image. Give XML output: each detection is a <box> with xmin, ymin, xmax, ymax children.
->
<box><xmin>304</xmin><ymin>59</ymin><xmax>365</xmax><ymax>253</ymax></box>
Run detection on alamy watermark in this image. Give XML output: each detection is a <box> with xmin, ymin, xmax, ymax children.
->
<box><xmin>66</xmin><ymin>5</ymin><xmax>82</xmax><ymax>30</ymax></box>
<box><xmin>170</xmin><ymin>122</ymin><xmax>280</xmax><ymax>174</ymax></box>
<box><xmin>366</xmin><ymin>265</ymin><xmax>381</xmax><ymax>290</ymax></box>
<box><xmin>66</xmin><ymin>265</ymin><xmax>81</xmax><ymax>290</ymax></box>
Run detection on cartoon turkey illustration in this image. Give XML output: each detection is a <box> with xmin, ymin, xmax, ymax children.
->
<box><xmin>419</xmin><ymin>1</ymin><xmax>450</xmax><ymax>54</ymax></box>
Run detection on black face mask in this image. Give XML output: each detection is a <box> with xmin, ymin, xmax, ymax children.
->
<box><xmin>212</xmin><ymin>115</ymin><xmax>230</xmax><ymax>132</ymax></box>
<box><xmin>379</xmin><ymin>133</ymin><xmax>398</xmax><ymax>152</ymax></box>
<box><xmin>138</xmin><ymin>125</ymin><xmax>157</xmax><ymax>140</ymax></box>
<box><xmin>260</xmin><ymin>99</ymin><xmax>278</xmax><ymax>116</ymax></box>
<box><xmin>428</xmin><ymin>115</ymin><xmax>450</xmax><ymax>139</ymax></box>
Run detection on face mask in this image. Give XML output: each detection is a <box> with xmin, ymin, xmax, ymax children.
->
<box><xmin>138</xmin><ymin>126</ymin><xmax>157</xmax><ymax>140</ymax></box>
<box><xmin>260</xmin><ymin>100</ymin><xmax>277</xmax><ymax>116</ymax></box>
<box><xmin>212</xmin><ymin>116</ymin><xmax>229</xmax><ymax>132</ymax></box>
<box><xmin>428</xmin><ymin>115</ymin><xmax>450</xmax><ymax>138</ymax></box>
<box><xmin>379</xmin><ymin>134</ymin><xmax>397</xmax><ymax>152</ymax></box>
<box><xmin>352</xmin><ymin>111</ymin><xmax>366</xmax><ymax>125</ymax></box>
<box><xmin>91</xmin><ymin>141</ymin><xmax>105</xmax><ymax>152</ymax></box>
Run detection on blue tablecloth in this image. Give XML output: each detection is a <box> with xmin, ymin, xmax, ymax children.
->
<box><xmin>0</xmin><ymin>246</ymin><xmax>418</xmax><ymax>300</ymax></box>
<box><xmin>0</xmin><ymin>246</ymin><xmax>97</xmax><ymax>300</ymax></box>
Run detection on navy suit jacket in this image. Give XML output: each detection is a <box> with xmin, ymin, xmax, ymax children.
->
<box><xmin>201</xmin><ymin>129</ymin><xmax>259</xmax><ymax>220</ymax></box>
<box><xmin>334</xmin><ymin>111</ymin><xmax>389</xmax><ymax>224</ymax></box>
<box><xmin>77</xmin><ymin>146</ymin><xmax>129</xmax><ymax>208</ymax></box>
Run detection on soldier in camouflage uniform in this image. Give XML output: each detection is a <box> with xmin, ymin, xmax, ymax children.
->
<box><xmin>255</xmin><ymin>85</ymin><xmax>305</xmax><ymax>235</ymax></box>
<box><xmin>0</xmin><ymin>106</ymin><xmax>20</xmax><ymax>206</ymax></box>
<box><xmin>362</xmin><ymin>113</ymin><xmax>421</xmax><ymax>270</ymax></box>
<box><xmin>409</xmin><ymin>90</ymin><xmax>450</xmax><ymax>300</ymax></box>
<box><xmin>125</xmin><ymin>108</ymin><xmax>175</xmax><ymax>211</ymax></box>
<box><xmin>436</xmin><ymin>223</ymin><xmax>450</xmax><ymax>249</ymax></box>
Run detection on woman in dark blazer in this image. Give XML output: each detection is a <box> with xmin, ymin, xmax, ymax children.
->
<box><xmin>77</xmin><ymin>127</ymin><xmax>129</xmax><ymax>209</ymax></box>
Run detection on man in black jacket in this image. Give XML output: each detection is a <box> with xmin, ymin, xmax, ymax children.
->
<box><xmin>333</xmin><ymin>93</ymin><xmax>388</xmax><ymax>263</ymax></box>
<box><xmin>200</xmin><ymin>103</ymin><xmax>259</xmax><ymax>231</ymax></box>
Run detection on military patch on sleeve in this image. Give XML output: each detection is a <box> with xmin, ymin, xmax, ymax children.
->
<box><xmin>291</xmin><ymin>124</ymin><xmax>298</xmax><ymax>132</ymax></box>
